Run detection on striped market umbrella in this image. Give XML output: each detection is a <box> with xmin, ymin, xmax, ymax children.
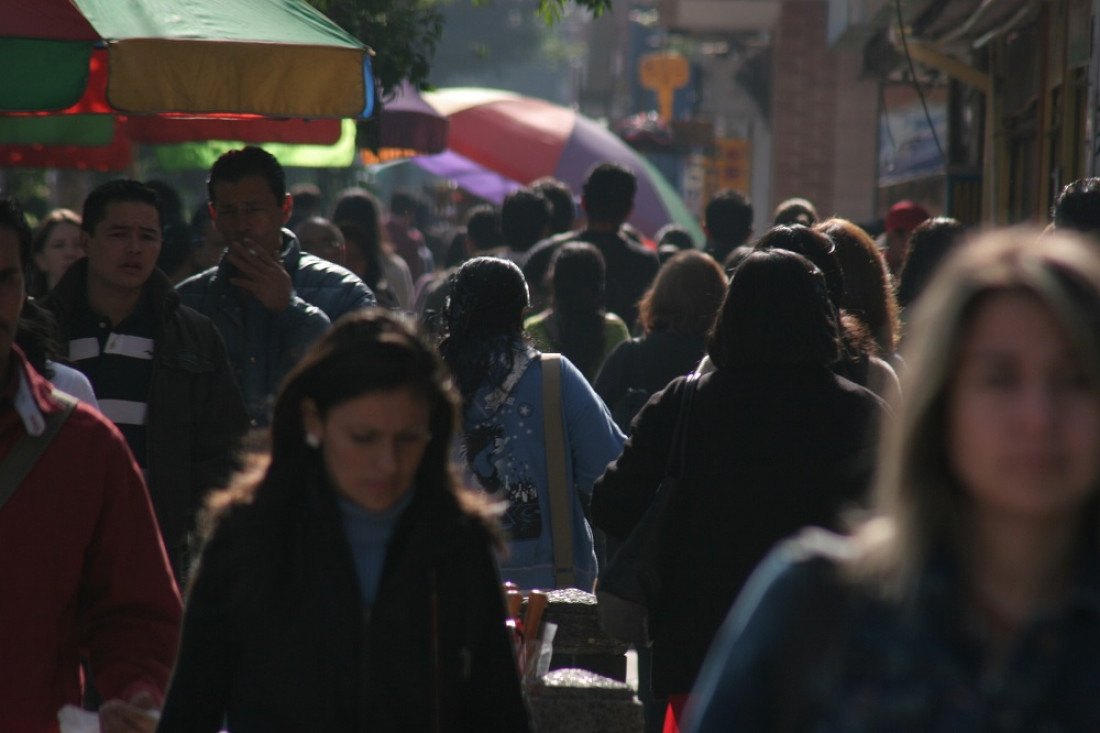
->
<box><xmin>0</xmin><ymin>117</ymin><xmax>356</xmax><ymax>172</ymax></box>
<box><xmin>1</xmin><ymin>0</ymin><xmax>374</xmax><ymax>170</ymax></box>
<box><xmin>2</xmin><ymin>0</ymin><xmax>375</xmax><ymax>119</ymax></box>
<box><xmin>419</xmin><ymin>88</ymin><xmax>702</xmax><ymax>241</ymax></box>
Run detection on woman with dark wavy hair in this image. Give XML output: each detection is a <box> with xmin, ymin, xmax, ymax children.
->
<box><xmin>159</xmin><ymin>310</ymin><xmax>530</xmax><ymax>732</ymax></box>
<box><xmin>814</xmin><ymin>217</ymin><xmax>901</xmax><ymax>361</ymax></box>
<box><xmin>593</xmin><ymin>248</ymin><xmax>885</xmax><ymax>731</ymax></box>
<box><xmin>440</xmin><ymin>256</ymin><xmax>625</xmax><ymax>591</ymax></box>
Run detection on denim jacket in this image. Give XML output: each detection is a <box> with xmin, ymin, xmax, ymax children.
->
<box><xmin>686</xmin><ymin>530</ymin><xmax>1100</xmax><ymax>733</ymax></box>
<box><xmin>178</xmin><ymin>231</ymin><xmax>374</xmax><ymax>426</ymax></box>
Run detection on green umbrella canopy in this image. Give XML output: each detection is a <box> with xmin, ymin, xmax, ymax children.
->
<box><xmin>1</xmin><ymin>0</ymin><xmax>375</xmax><ymax>118</ymax></box>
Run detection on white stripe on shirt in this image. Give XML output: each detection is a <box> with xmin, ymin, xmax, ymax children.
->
<box><xmin>97</xmin><ymin>399</ymin><xmax>148</xmax><ymax>426</ymax></box>
<box><xmin>68</xmin><ymin>337</ymin><xmax>100</xmax><ymax>362</ymax></box>
<box><xmin>104</xmin><ymin>334</ymin><xmax>155</xmax><ymax>360</ymax></box>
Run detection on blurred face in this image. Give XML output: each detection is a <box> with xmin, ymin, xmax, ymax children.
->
<box><xmin>35</xmin><ymin>221</ymin><xmax>83</xmax><ymax>290</ymax></box>
<box><xmin>296</xmin><ymin>219</ymin><xmax>345</xmax><ymax>265</ymax></box>
<box><xmin>948</xmin><ymin>291</ymin><xmax>1100</xmax><ymax>524</ymax></box>
<box><xmin>343</xmin><ymin>234</ymin><xmax>369</xmax><ymax>279</ymax></box>
<box><xmin>84</xmin><ymin>201</ymin><xmax>161</xmax><ymax>296</ymax></box>
<box><xmin>0</xmin><ymin>226</ymin><xmax>25</xmax><ymax>373</ymax></box>
<box><xmin>302</xmin><ymin>387</ymin><xmax>432</xmax><ymax>512</ymax></box>
<box><xmin>210</xmin><ymin>175</ymin><xmax>291</xmax><ymax>257</ymax></box>
<box><xmin>884</xmin><ymin>230</ymin><xmax>911</xmax><ymax>275</ymax></box>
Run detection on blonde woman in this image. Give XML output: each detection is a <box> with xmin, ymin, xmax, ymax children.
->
<box><xmin>684</xmin><ymin>228</ymin><xmax>1100</xmax><ymax>731</ymax></box>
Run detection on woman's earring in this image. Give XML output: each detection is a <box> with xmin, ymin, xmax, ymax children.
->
<box><xmin>304</xmin><ymin>432</ymin><xmax>321</xmax><ymax>449</ymax></box>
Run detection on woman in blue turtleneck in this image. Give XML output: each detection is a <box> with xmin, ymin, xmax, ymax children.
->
<box><xmin>159</xmin><ymin>311</ymin><xmax>531</xmax><ymax>732</ymax></box>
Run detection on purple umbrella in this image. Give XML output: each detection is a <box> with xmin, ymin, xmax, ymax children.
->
<box><xmin>411</xmin><ymin>150</ymin><xmax>525</xmax><ymax>203</ymax></box>
<box><xmin>378</xmin><ymin>80</ymin><xmax>449</xmax><ymax>154</ymax></box>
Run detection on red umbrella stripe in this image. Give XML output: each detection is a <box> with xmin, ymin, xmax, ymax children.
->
<box><xmin>123</xmin><ymin>116</ymin><xmax>342</xmax><ymax>145</ymax></box>
<box><xmin>446</xmin><ymin>97</ymin><xmax>573</xmax><ymax>184</ymax></box>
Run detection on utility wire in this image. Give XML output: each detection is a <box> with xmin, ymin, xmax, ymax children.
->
<box><xmin>880</xmin><ymin>82</ymin><xmax>897</xmax><ymax>153</ymax></box>
<box><xmin>895</xmin><ymin>0</ymin><xmax>947</xmax><ymax>166</ymax></box>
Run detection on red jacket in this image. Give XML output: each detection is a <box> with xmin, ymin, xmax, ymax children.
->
<box><xmin>0</xmin><ymin>347</ymin><xmax>181</xmax><ymax>732</ymax></box>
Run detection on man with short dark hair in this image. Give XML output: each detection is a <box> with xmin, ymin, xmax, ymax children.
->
<box><xmin>523</xmin><ymin>163</ymin><xmax>659</xmax><ymax>328</ymax></box>
<box><xmin>1052</xmin><ymin>177</ymin><xmax>1100</xmax><ymax>237</ymax></box>
<box><xmin>178</xmin><ymin>146</ymin><xmax>375</xmax><ymax>427</ymax></box>
<box><xmin>287</xmin><ymin>181</ymin><xmax>324</xmax><ymax>231</ymax></box>
<box><xmin>416</xmin><ymin>205</ymin><xmax>505</xmax><ymax>336</ymax></box>
<box><xmin>44</xmin><ymin>179</ymin><xmax>249</xmax><ymax>581</ymax></box>
<box><xmin>501</xmin><ymin>189</ymin><xmax>551</xmax><ymax>263</ymax></box>
<box><xmin>772</xmin><ymin>196</ymin><xmax>818</xmax><ymax>227</ymax></box>
<box><xmin>704</xmin><ymin>189</ymin><xmax>754</xmax><ymax>263</ymax></box>
<box><xmin>295</xmin><ymin>216</ymin><xmax>346</xmax><ymax>266</ymax></box>
<box><xmin>531</xmin><ymin>177</ymin><xmax>575</xmax><ymax>235</ymax></box>
<box><xmin>464</xmin><ymin>204</ymin><xmax>505</xmax><ymax>255</ymax></box>
<box><xmin>0</xmin><ymin>193</ymin><xmax>181</xmax><ymax>732</ymax></box>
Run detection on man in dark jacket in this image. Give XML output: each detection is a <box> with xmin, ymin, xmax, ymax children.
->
<box><xmin>44</xmin><ymin>180</ymin><xmax>249</xmax><ymax>581</ymax></box>
<box><xmin>523</xmin><ymin>162</ymin><xmax>659</xmax><ymax>329</ymax></box>
<box><xmin>177</xmin><ymin>147</ymin><xmax>375</xmax><ymax>427</ymax></box>
<box><xmin>703</xmin><ymin>188</ymin><xmax>754</xmax><ymax>266</ymax></box>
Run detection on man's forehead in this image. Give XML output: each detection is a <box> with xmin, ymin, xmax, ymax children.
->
<box><xmin>96</xmin><ymin>200</ymin><xmax>161</xmax><ymax>231</ymax></box>
<box><xmin>211</xmin><ymin>175</ymin><xmax>281</xmax><ymax>205</ymax></box>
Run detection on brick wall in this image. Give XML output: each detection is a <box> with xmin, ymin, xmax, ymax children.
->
<box><xmin>772</xmin><ymin>1</ymin><xmax>840</xmax><ymax>218</ymax></box>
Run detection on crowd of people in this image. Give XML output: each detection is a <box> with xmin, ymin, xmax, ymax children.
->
<box><xmin>3</xmin><ymin>145</ymin><xmax>1100</xmax><ymax>731</ymax></box>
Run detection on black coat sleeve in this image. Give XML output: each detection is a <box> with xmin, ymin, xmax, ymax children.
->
<box><xmin>157</xmin><ymin>520</ymin><xmax>244</xmax><ymax>732</ymax></box>
<box><xmin>591</xmin><ymin>376</ymin><xmax>683</xmax><ymax>541</ymax></box>
<box><xmin>459</xmin><ymin>537</ymin><xmax>534</xmax><ymax>731</ymax></box>
<box><xmin>593</xmin><ymin>339</ymin><xmax>633</xmax><ymax>409</ymax></box>
<box><xmin>191</xmin><ymin>324</ymin><xmax>249</xmax><ymax>510</ymax></box>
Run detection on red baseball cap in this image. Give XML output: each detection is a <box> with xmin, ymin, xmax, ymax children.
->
<box><xmin>885</xmin><ymin>200</ymin><xmax>931</xmax><ymax>233</ymax></box>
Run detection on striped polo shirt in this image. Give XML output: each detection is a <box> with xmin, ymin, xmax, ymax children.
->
<box><xmin>68</xmin><ymin>300</ymin><xmax>156</xmax><ymax>468</ymax></box>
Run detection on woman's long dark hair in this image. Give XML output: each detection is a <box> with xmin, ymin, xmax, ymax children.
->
<box><xmin>333</xmin><ymin>188</ymin><xmax>394</xmax><ymax>292</ymax></box>
<box><xmin>338</xmin><ymin>222</ymin><xmax>385</xmax><ymax>290</ymax></box>
<box><xmin>754</xmin><ymin>224</ymin><xmax>882</xmax><ymax>384</ymax></box>
<box><xmin>708</xmin><ymin>249</ymin><xmax>840</xmax><ymax>369</ymax></box>
<box><xmin>550</xmin><ymin>243</ymin><xmax>607</xmax><ymax>380</ymax></box>
<box><xmin>438</xmin><ymin>256</ymin><xmax>530</xmax><ymax>400</ymax></box>
<box><xmin>28</xmin><ymin>208</ymin><xmax>80</xmax><ymax>298</ymax></box>
<box><xmin>198</xmin><ymin>310</ymin><xmax>478</xmax><ymax>604</ymax></box>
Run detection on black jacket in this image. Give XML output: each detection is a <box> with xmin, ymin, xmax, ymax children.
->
<box><xmin>43</xmin><ymin>261</ymin><xmax>248</xmax><ymax>579</ymax></box>
<box><xmin>159</xmin><ymin>473</ymin><xmax>532</xmax><ymax>732</ymax></box>
<box><xmin>593</xmin><ymin>331</ymin><xmax>708</xmax><ymax>431</ymax></box>
<box><xmin>524</xmin><ymin>229</ymin><xmax>659</xmax><ymax>329</ymax></box>
<box><xmin>592</xmin><ymin>365</ymin><xmax>885</xmax><ymax>697</ymax></box>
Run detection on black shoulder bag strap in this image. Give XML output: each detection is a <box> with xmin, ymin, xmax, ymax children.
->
<box><xmin>0</xmin><ymin>390</ymin><xmax>78</xmax><ymax>512</ymax></box>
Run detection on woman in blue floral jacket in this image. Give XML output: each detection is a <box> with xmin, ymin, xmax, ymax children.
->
<box><xmin>440</xmin><ymin>256</ymin><xmax>625</xmax><ymax>591</ymax></box>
